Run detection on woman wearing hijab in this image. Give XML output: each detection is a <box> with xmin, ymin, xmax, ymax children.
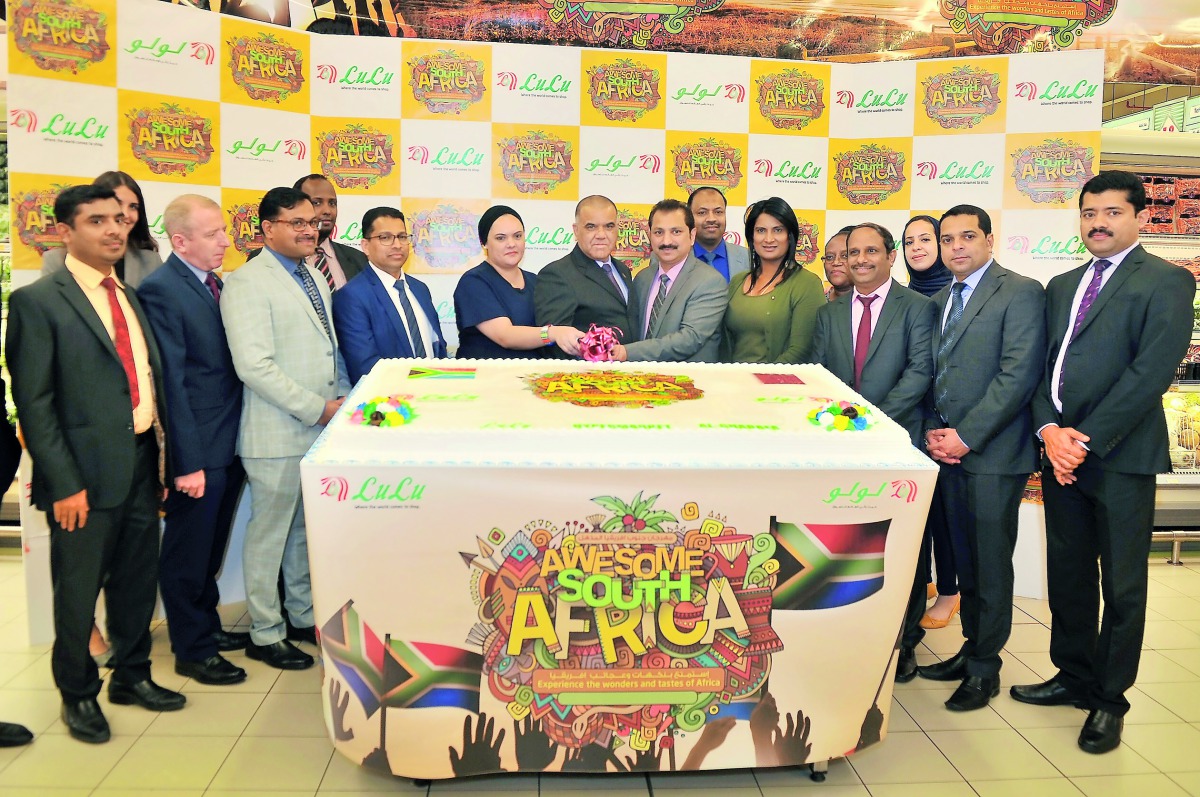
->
<box><xmin>902</xmin><ymin>214</ymin><xmax>959</xmax><ymax>628</ymax></box>
<box><xmin>454</xmin><ymin>205</ymin><xmax>584</xmax><ymax>358</ymax></box>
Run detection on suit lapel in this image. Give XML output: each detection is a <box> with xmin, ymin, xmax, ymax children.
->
<box><xmin>1071</xmin><ymin>250</ymin><xmax>1142</xmax><ymax>341</ymax></box>
<box><xmin>573</xmin><ymin>247</ymin><xmax>625</xmax><ymax>304</ymax></box>
<box><xmin>367</xmin><ymin>268</ymin><xmax>416</xmax><ymax>356</ymax></box>
<box><xmin>864</xmin><ymin>280</ymin><xmax>903</xmax><ymax>365</ymax></box>
<box><xmin>55</xmin><ymin>272</ymin><xmax>120</xmax><ymax>361</ymax></box>
<box><xmin>939</xmin><ymin>262</ymin><xmax>1002</xmax><ymax>361</ymax></box>
<box><xmin>168</xmin><ymin>255</ymin><xmax>220</xmax><ymax>318</ymax></box>
<box><xmin>650</xmin><ymin>257</ymin><xmax>697</xmax><ymax>336</ymax></box>
<box><xmin>831</xmin><ymin>293</ymin><xmax>854</xmax><ymax>367</ymax></box>
<box><xmin>261</xmin><ymin>250</ymin><xmax>328</xmax><ymax>338</ymax></box>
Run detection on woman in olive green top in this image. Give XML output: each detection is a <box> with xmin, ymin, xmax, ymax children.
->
<box><xmin>722</xmin><ymin>196</ymin><xmax>825</xmax><ymax>363</ymax></box>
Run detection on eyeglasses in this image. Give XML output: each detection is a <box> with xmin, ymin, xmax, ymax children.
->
<box><xmin>364</xmin><ymin>233</ymin><xmax>410</xmax><ymax>245</ymax></box>
<box><xmin>268</xmin><ymin>218</ymin><xmax>321</xmax><ymax>231</ymax></box>
<box><xmin>821</xmin><ymin>253</ymin><xmax>848</xmax><ymax>263</ymax></box>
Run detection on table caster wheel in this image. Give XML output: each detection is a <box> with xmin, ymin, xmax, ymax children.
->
<box><xmin>810</xmin><ymin>767</ymin><xmax>826</xmax><ymax>783</ymax></box>
<box><xmin>413</xmin><ymin>779</ymin><xmax>430</xmax><ymax>787</ymax></box>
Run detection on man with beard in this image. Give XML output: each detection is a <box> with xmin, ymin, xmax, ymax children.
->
<box><xmin>293</xmin><ymin>174</ymin><xmax>368</xmax><ymax>291</ymax></box>
<box><xmin>687</xmin><ymin>186</ymin><xmax>750</xmax><ymax>282</ymax></box>
<box><xmin>611</xmin><ymin>199</ymin><xmax>728</xmax><ymax>363</ymax></box>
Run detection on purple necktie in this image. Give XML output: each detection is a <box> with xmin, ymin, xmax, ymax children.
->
<box><xmin>1058</xmin><ymin>259</ymin><xmax>1111</xmax><ymax>396</ymax></box>
<box><xmin>205</xmin><ymin>272</ymin><xmax>221</xmax><ymax>304</ymax></box>
<box><xmin>853</xmin><ymin>295</ymin><xmax>876</xmax><ymax>391</ymax></box>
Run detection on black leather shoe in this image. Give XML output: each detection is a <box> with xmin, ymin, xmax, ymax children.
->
<box><xmin>0</xmin><ymin>721</ymin><xmax>33</xmax><ymax>747</ymax></box>
<box><xmin>1078</xmin><ymin>709</ymin><xmax>1123</xmax><ymax>754</ymax></box>
<box><xmin>286</xmin><ymin>622</ymin><xmax>317</xmax><ymax>646</ymax></box>
<box><xmin>213</xmin><ymin>629</ymin><xmax>250</xmax><ymax>652</ymax></box>
<box><xmin>895</xmin><ymin>647</ymin><xmax>918</xmax><ymax>683</ymax></box>
<box><xmin>1010</xmin><ymin>677</ymin><xmax>1088</xmax><ymax>708</ymax></box>
<box><xmin>176</xmin><ymin>654</ymin><xmax>247</xmax><ymax>686</ymax></box>
<box><xmin>62</xmin><ymin>699</ymin><xmax>110</xmax><ymax>744</ymax></box>
<box><xmin>108</xmin><ymin>679</ymin><xmax>187</xmax><ymax>712</ymax></box>
<box><xmin>946</xmin><ymin>675</ymin><xmax>1000</xmax><ymax>712</ymax></box>
<box><xmin>918</xmin><ymin>651</ymin><xmax>967</xmax><ymax>682</ymax></box>
<box><xmin>246</xmin><ymin>640</ymin><xmax>314</xmax><ymax>670</ymax></box>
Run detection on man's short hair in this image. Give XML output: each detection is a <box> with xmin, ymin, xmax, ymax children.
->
<box><xmin>362</xmin><ymin>207</ymin><xmax>406</xmax><ymax>239</ymax></box>
<box><xmin>649</xmin><ymin>198</ymin><xmax>694</xmax><ymax>231</ymax></box>
<box><xmin>292</xmin><ymin>174</ymin><xmax>329</xmax><ymax>193</ymax></box>
<box><xmin>162</xmin><ymin>194</ymin><xmax>222</xmax><ymax>238</ymax></box>
<box><xmin>1079</xmin><ymin>171</ymin><xmax>1147</xmax><ymax>214</ymax></box>
<box><xmin>686</xmin><ymin>186</ymin><xmax>727</xmax><ymax>208</ymax></box>
<box><xmin>849</xmin><ymin>222</ymin><xmax>896</xmax><ymax>253</ymax></box>
<box><xmin>258</xmin><ymin>187</ymin><xmax>312</xmax><ymax>235</ymax></box>
<box><xmin>941</xmin><ymin>204</ymin><xmax>993</xmax><ymax>237</ymax></box>
<box><xmin>54</xmin><ymin>184</ymin><xmax>118</xmax><ymax>228</ymax></box>
<box><xmin>574</xmin><ymin>195</ymin><xmax>617</xmax><ymax>218</ymax></box>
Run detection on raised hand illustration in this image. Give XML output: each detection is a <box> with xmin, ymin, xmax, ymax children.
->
<box><xmin>329</xmin><ymin>680</ymin><xmax>354</xmax><ymax>742</ymax></box>
<box><xmin>449</xmin><ymin>712</ymin><xmax>506</xmax><ymax>776</ymax></box>
<box><xmin>774</xmin><ymin>709</ymin><xmax>813</xmax><ymax>766</ymax></box>
<box><xmin>512</xmin><ymin>716</ymin><xmax>557</xmax><ymax>771</ymax></box>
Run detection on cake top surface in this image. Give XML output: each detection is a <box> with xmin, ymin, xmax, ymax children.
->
<box><xmin>306</xmin><ymin>359</ymin><xmax>937</xmax><ymax>470</ymax></box>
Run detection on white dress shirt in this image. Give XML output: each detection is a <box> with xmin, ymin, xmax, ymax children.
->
<box><xmin>371</xmin><ymin>263</ymin><xmax>437</xmax><ymax>356</ymax></box>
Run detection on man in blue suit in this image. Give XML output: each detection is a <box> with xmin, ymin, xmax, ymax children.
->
<box><xmin>333</xmin><ymin>207</ymin><xmax>446</xmax><ymax>384</ymax></box>
<box><xmin>138</xmin><ymin>195</ymin><xmax>248</xmax><ymax>687</ymax></box>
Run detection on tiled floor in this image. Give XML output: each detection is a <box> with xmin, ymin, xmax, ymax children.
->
<box><xmin>2</xmin><ymin>558</ymin><xmax>1200</xmax><ymax>795</ymax></box>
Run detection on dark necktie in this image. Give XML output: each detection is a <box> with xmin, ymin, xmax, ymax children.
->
<box><xmin>934</xmin><ymin>282</ymin><xmax>967</xmax><ymax>419</ymax></box>
<box><xmin>311</xmin><ymin>246</ymin><xmax>336</xmax><ymax>291</ymax></box>
<box><xmin>853</xmin><ymin>295</ymin><xmax>875</xmax><ymax>391</ymax></box>
<box><xmin>100</xmin><ymin>277</ymin><xmax>140</xmax><ymax>409</ymax></box>
<box><xmin>295</xmin><ymin>261</ymin><xmax>331</xmax><ymax>339</ymax></box>
<box><xmin>600</xmin><ymin>262</ymin><xmax>626</xmax><ymax>302</ymax></box>
<box><xmin>1058</xmin><ymin>259</ymin><xmax>1111</xmax><ymax>397</ymax></box>
<box><xmin>647</xmin><ymin>274</ymin><xmax>670</xmax><ymax>336</ymax></box>
<box><xmin>205</xmin><ymin>272</ymin><xmax>221</xmax><ymax>304</ymax></box>
<box><xmin>393</xmin><ymin>279</ymin><xmax>428</xmax><ymax>358</ymax></box>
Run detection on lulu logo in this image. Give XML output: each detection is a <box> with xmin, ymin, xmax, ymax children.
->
<box><xmin>915</xmin><ymin>159</ymin><xmax>995</xmax><ymax>183</ymax></box>
<box><xmin>1006</xmin><ymin>234</ymin><xmax>1087</xmax><ymax>257</ymax></box>
<box><xmin>191</xmin><ymin>42</ymin><xmax>215</xmax><ymax>66</ymax></box>
<box><xmin>672</xmin><ymin>82</ymin><xmax>746</xmax><ymax>103</ymax></box>
<box><xmin>833</xmin><ymin>143</ymin><xmax>906</xmax><ymax>206</ymax></box>
<box><xmin>835</xmin><ymin>88</ymin><xmax>909</xmax><ymax>110</ymax></box>
<box><xmin>794</xmin><ymin>217</ymin><xmax>820</xmax><ymax>265</ymax></box>
<box><xmin>411</xmin><ymin>203</ymin><xmax>480</xmax><ymax>270</ymax></box>
<box><xmin>317</xmin><ymin>124</ymin><xmax>395</xmax><ymax>190</ymax></box>
<box><xmin>407</xmin><ymin>144</ymin><xmax>484</xmax><ymax>169</ymax></box>
<box><xmin>13</xmin><ymin>184</ymin><xmax>68</xmax><ymax>255</ymax></box>
<box><xmin>526</xmin><ymin>225</ymin><xmax>575</xmax><ymax>248</ymax></box>
<box><xmin>497</xmin><ymin>71</ymin><xmax>572</xmax><ymax>95</ymax></box>
<box><xmin>316</xmin><ymin>63</ymin><xmax>394</xmax><ymax>88</ymax></box>
<box><xmin>922</xmin><ymin>65</ymin><xmax>1002</xmax><ymax>130</ymax></box>
<box><xmin>724</xmin><ymin>231</ymin><xmax>743</xmax><ymax>246</ymax></box>
<box><xmin>939</xmin><ymin>0</ymin><xmax>1117</xmax><ymax>55</ymax></box>
<box><xmin>497</xmin><ymin>131</ymin><xmax>573</xmax><ymax>195</ymax></box>
<box><xmin>228</xmin><ymin>202</ymin><xmax>264</xmax><ymax>256</ymax></box>
<box><xmin>755</xmin><ymin>69</ymin><xmax>825</xmax><ymax>131</ymax></box>
<box><xmin>753</xmin><ymin>158</ymin><xmax>821</xmax><ymax>182</ymax></box>
<box><xmin>587</xmin><ymin>58</ymin><xmax>661</xmax><ymax>122</ymax></box>
<box><xmin>320</xmin><ymin>476</ymin><xmax>350</xmax><ymax>502</ymax></box>
<box><xmin>228</xmin><ymin>33</ymin><xmax>304</xmax><ymax>104</ymax></box>
<box><xmin>823</xmin><ymin>480</ymin><xmax>919</xmax><ymax>505</ymax></box>
<box><xmin>1015</xmin><ymin>79</ymin><xmax>1099</xmax><ymax>103</ymax></box>
<box><xmin>671</xmin><ymin>137</ymin><xmax>743</xmax><ymax>195</ymax></box>
<box><xmin>613</xmin><ymin>208</ymin><xmax>652</xmax><ymax>264</ymax></box>
<box><xmin>127</xmin><ymin>103</ymin><xmax>214</xmax><ymax>177</ymax></box>
<box><xmin>409</xmin><ymin>49</ymin><xmax>486</xmax><ymax>114</ymax></box>
<box><xmin>1011</xmin><ymin>137</ymin><xmax>1095</xmax><ymax>204</ymax></box>
<box><xmin>12</xmin><ymin>0</ymin><xmax>110</xmax><ymax>74</ymax></box>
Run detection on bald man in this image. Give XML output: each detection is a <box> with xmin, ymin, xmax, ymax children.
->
<box><xmin>534</xmin><ymin>195</ymin><xmax>640</xmax><ymax>355</ymax></box>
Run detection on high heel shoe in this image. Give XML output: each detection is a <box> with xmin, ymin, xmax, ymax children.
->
<box><xmin>926</xmin><ymin>582</ymin><xmax>937</xmax><ymax>601</ymax></box>
<box><xmin>920</xmin><ymin>594</ymin><xmax>960</xmax><ymax>629</ymax></box>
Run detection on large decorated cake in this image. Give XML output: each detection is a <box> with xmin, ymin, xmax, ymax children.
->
<box><xmin>307</xmin><ymin>359</ymin><xmax>931</xmax><ymax>470</ymax></box>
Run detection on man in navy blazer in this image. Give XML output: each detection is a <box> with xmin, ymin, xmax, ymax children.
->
<box><xmin>137</xmin><ymin>195</ymin><xmax>248</xmax><ymax>687</ymax></box>
<box><xmin>333</xmin><ymin>207</ymin><xmax>446</xmax><ymax>384</ymax></box>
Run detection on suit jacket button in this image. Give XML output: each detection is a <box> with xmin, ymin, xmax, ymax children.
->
<box><xmin>327</xmin><ymin>380</ymin><xmax>334</xmax><ymax>386</ymax></box>
<box><xmin>326</xmin><ymin>350</ymin><xmax>333</xmax><ymax>356</ymax></box>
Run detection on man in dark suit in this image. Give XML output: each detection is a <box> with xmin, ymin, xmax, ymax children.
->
<box><xmin>917</xmin><ymin>205</ymin><xmax>1046</xmax><ymax>712</ymax></box>
<box><xmin>612</xmin><ymin>199</ymin><xmax>728</xmax><ymax>363</ymax></box>
<box><xmin>535</xmin><ymin>195</ymin><xmax>640</xmax><ymax>353</ymax></box>
<box><xmin>1012</xmin><ymin>172</ymin><xmax>1195</xmax><ymax>753</ymax></box>
<box><xmin>0</xmin><ymin>377</ymin><xmax>35</xmax><ymax>749</ymax></box>
<box><xmin>137</xmin><ymin>195</ymin><xmax>248</xmax><ymax>687</ymax></box>
<box><xmin>810</xmin><ymin>222</ymin><xmax>936</xmax><ymax>682</ymax></box>
<box><xmin>294</xmin><ymin>174</ymin><xmax>369</xmax><ymax>290</ymax></box>
<box><xmin>6</xmin><ymin>185</ymin><xmax>186</xmax><ymax>744</ymax></box>
<box><xmin>333</xmin><ymin>207</ymin><xmax>447</xmax><ymax>384</ymax></box>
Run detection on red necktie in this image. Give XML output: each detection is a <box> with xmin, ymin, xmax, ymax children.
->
<box><xmin>853</xmin><ymin>295</ymin><xmax>876</xmax><ymax>391</ymax></box>
<box><xmin>100</xmin><ymin>277</ymin><xmax>140</xmax><ymax>409</ymax></box>
<box><xmin>205</xmin><ymin>272</ymin><xmax>221</xmax><ymax>304</ymax></box>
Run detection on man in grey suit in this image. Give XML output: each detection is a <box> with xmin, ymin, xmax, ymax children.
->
<box><xmin>810</xmin><ymin>222</ymin><xmax>936</xmax><ymax>683</ymax></box>
<box><xmin>688</xmin><ymin>186</ymin><xmax>750</xmax><ymax>282</ymax></box>
<box><xmin>917</xmin><ymin>205</ymin><xmax>1046</xmax><ymax>712</ymax></box>
<box><xmin>611</xmin><ymin>199</ymin><xmax>728</xmax><ymax>363</ymax></box>
<box><xmin>294</xmin><ymin>174</ymin><xmax>369</xmax><ymax>290</ymax></box>
<box><xmin>222</xmin><ymin>187</ymin><xmax>350</xmax><ymax>671</ymax></box>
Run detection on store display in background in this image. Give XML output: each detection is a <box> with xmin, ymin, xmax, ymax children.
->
<box><xmin>1140</xmin><ymin>175</ymin><xmax>1200</xmax><ymax>236</ymax></box>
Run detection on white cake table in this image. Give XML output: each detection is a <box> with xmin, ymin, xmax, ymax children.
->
<box><xmin>300</xmin><ymin>360</ymin><xmax>938</xmax><ymax>779</ymax></box>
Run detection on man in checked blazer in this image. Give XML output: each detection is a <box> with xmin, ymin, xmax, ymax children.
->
<box><xmin>1012</xmin><ymin>172</ymin><xmax>1195</xmax><ymax>754</ymax></box>
<box><xmin>810</xmin><ymin>221</ymin><xmax>936</xmax><ymax>683</ymax></box>
<box><xmin>917</xmin><ymin>205</ymin><xmax>1046</xmax><ymax>713</ymax></box>
<box><xmin>611</xmin><ymin>199</ymin><xmax>728</xmax><ymax>363</ymax></box>
<box><xmin>222</xmin><ymin>187</ymin><xmax>350</xmax><ymax>672</ymax></box>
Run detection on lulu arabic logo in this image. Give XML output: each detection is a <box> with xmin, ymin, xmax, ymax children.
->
<box><xmin>588</xmin><ymin>58</ymin><xmax>661</xmax><ymax>122</ymax></box>
<box><xmin>283</xmin><ymin>139</ymin><xmax>307</xmax><ymax>161</ymax></box>
<box><xmin>320</xmin><ymin>476</ymin><xmax>350</xmax><ymax>502</ymax></box>
<box><xmin>940</xmin><ymin>0</ymin><xmax>1117</xmax><ymax>53</ymax></box>
<box><xmin>671</xmin><ymin>137</ymin><xmax>742</xmax><ymax>195</ymax></box>
<box><xmin>9</xmin><ymin>109</ymin><xmax>38</xmax><ymax>133</ymax></box>
<box><xmin>13</xmin><ymin>183</ymin><xmax>68</xmax><ymax>255</ymax></box>
<box><xmin>407</xmin><ymin>145</ymin><xmax>430</xmax><ymax>165</ymax></box>
<box><xmin>124</xmin><ymin>36</ymin><xmax>185</xmax><ymax>59</ymax></box>
<box><xmin>408</xmin><ymin>49</ymin><xmax>486</xmax><ymax>114</ymax></box>
<box><xmin>228</xmin><ymin>33</ymin><xmax>305</xmax><ymax>104</ymax></box>
<box><xmin>227</xmin><ymin>137</ymin><xmax>281</xmax><ymax>158</ymax></box>
<box><xmin>190</xmin><ymin>42</ymin><xmax>215</xmax><ymax>66</ymax></box>
<box><xmin>1011</xmin><ymin>137</ymin><xmax>1095</xmax><ymax>204</ymax></box>
<box><xmin>497</xmin><ymin>131</ymin><xmax>573</xmax><ymax>195</ymax></box>
<box><xmin>12</xmin><ymin>0</ymin><xmax>110</xmax><ymax>74</ymax></box>
<box><xmin>228</xmin><ymin>201</ymin><xmax>263</xmax><ymax>256</ymax></box>
<box><xmin>755</xmin><ymin>68</ymin><xmax>826</xmax><ymax>131</ymax></box>
<box><xmin>317</xmin><ymin>124</ymin><xmax>395</xmax><ymax>190</ymax></box>
<box><xmin>923</xmin><ymin>65</ymin><xmax>1002</xmax><ymax>130</ymax></box>
<box><xmin>833</xmin><ymin>143</ymin><xmax>906</xmax><ymax>206</ymax></box>
<box><xmin>613</xmin><ymin>208</ymin><xmax>652</xmax><ymax>264</ymax></box>
<box><xmin>411</xmin><ymin>203</ymin><xmax>481</xmax><ymax>270</ymax></box>
<box><xmin>127</xmin><ymin>102</ymin><xmax>214</xmax><ymax>177</ymax></box>
<box><xmin>316</xmin><ymin>63</ymin><xmax>338</xmax><ymax>84</ymax></box>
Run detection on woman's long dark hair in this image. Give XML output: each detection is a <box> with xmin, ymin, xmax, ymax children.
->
<box><xmin>744</xmin><ymin>196</ymin><xmax>800</xmax><ymax>291</ymax></box>
<box><xmin>901</xmin><ymin>214</ymin><xmax>951</xmax><ymax>297</ymax></box>
<box><xmin>93</xmin><ymin>171</ymin><xmax>158</xmax><ymax>253</ymax></box>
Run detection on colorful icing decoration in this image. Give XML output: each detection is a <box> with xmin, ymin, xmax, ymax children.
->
<box><xmin>578</xmin><ymin>324</ymin><xmax>622</xmax><ymax>362</ymax></box>
<box><xmin>350</xmin><ymin>395</ymin><xmax>416</xmax><ymax>427</ymax></box>
<box><xmin>525</xmin><ymin>371</ymin><xmax>703</xmax><ymax>408</ymax></box>
<box><xmin>807</xmin><ymin>401</ymin><xmax>871</xmax><ymax>431</ymax></box>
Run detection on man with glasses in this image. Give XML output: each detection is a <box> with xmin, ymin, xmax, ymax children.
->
<box><xmin>821</xmin><ymin>226</ymin><xmax>856</xmax><ymax>302</ymax></box>
<box><xmin>293</xmin><ymin>174</ymin><xmax>368</xmax><ymax>290</ymax></box>
<box><xmin>333</xmin><ymin>207</ymin><xmax>447</xmax><ymax>383</ymax></box>
<box><xmin>221</xmin><ymin>187</ymin><xmax>350</xmax><ymax>671</ymax></box>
